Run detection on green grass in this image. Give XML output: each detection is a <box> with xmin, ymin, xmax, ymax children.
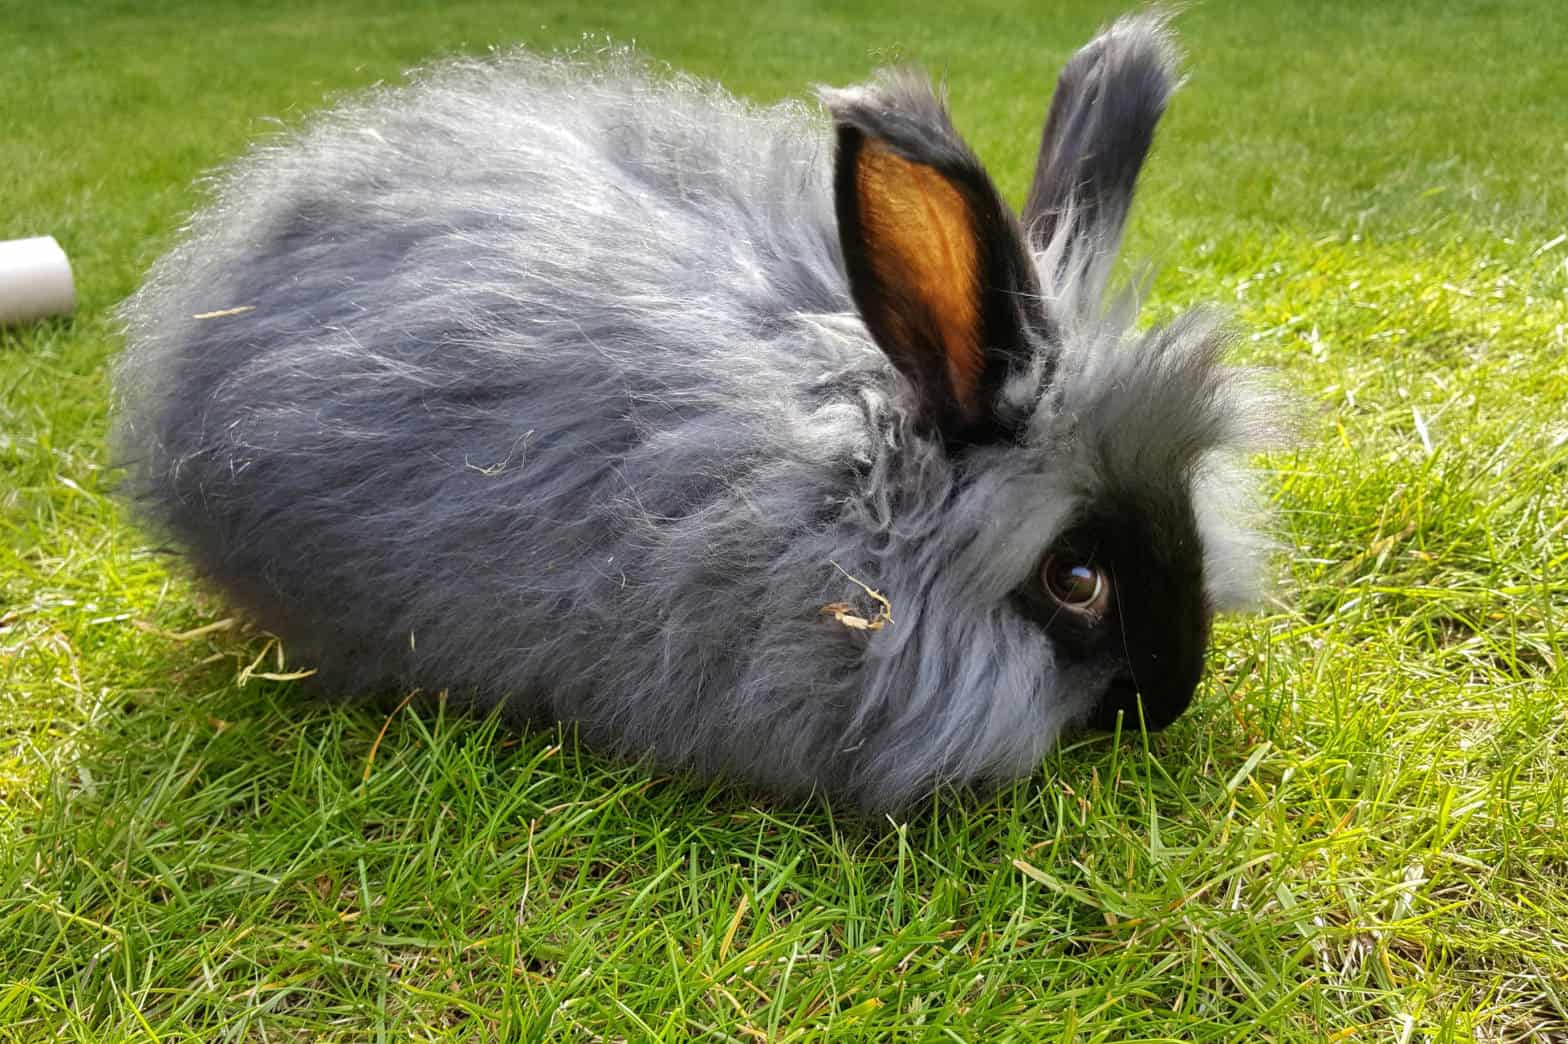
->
<box><xmin>3</xmin><ymin>0</ymin><xmax>1566</xmax><ymax>1039</ymax></box>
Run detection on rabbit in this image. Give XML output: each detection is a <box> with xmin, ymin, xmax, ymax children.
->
<box><xmin>113</xmin><ymin>12</ymin><xmax>1281</xmax><ymax>812</ymax></box>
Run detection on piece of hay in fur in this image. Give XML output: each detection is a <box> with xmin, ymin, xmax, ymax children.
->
<box><xmin>821</xmin><ymin>563</ymin><xmax>894</xmax><ymax>631</ymax></box>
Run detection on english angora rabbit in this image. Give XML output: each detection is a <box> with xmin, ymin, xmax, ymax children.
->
<box><xmin>115</xmin><ymin>12</ymin><xmax>1279</xmax><ymax>811</ymax></box>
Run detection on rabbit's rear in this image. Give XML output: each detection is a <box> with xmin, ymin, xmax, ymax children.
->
<box><xmin>117</xmin><ymin>53</ymin><xmax>919</xmax><ymax>796</ymax></box>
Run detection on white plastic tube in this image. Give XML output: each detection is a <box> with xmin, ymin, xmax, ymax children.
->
<box><xmin>0</xmin><ymin>236</ymin><xmax>76</xmax><ymax>325</ymax></box>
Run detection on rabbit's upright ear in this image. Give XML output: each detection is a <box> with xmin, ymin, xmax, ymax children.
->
<box><xmin>1022</xmin><ymin>13</ymin><xmax>1178</xmax><ymax>301</ymax></box>
<box><xmin>826</xmin><ymin>73</ymin><xmax>1042</xmax><ymax>445</ymax></box>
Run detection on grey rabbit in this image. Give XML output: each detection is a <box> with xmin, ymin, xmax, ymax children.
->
<box><xmin>114</xmin><ymin>12</ymin><xmax>1281</xmax><ymax>811</ymax></box>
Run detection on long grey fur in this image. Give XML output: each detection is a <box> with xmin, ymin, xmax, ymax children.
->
<box><xmin>114</xmin><ymin>14</ymin><xmax>1282</xmax><ymax>811</ymax></box>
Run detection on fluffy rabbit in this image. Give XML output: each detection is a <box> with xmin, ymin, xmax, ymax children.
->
<box><xmin>115</xmin><ymin>13</ymin><xmax>1279</xmax><ymax>811</ymax></box>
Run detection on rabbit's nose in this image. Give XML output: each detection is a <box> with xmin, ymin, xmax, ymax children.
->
<box><xmin>1086</xmin><ymin>673</ymin><xmax>1188</xmax><ymax>733</ymax></box>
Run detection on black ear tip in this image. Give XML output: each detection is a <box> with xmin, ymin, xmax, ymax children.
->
<box><xmin>820</xmin><ymin>71</ymin><xmax>967</xmax><ymax>176</ymax></box>
<box><xmin>1090</xmin><ymin>10</ymin><xmax>1181</xmax><ymax>89</ymax></box>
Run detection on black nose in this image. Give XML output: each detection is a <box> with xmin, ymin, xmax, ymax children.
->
<box><xmin>1086</xmin><ymin>673</ymin><xmax>1190</xmax><ymax>733</ymax></box>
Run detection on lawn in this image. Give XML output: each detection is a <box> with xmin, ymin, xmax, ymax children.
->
<box><xmin>2</xmin><ymin>0</ymin><xmax>1566</xmax><ymax>1039</ymax></box>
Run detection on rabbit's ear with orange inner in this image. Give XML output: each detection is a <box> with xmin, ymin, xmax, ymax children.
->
<box><xmin>826</xmin><ymin>71</ymin><xmax>1045</xmax><ymax>445</ymax></box>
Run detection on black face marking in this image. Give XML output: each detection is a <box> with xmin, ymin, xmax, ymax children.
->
<box><xmin>1014</xmin><ymin>491</ymin><xmax>1212</xmax><ymax>732</ymax></box>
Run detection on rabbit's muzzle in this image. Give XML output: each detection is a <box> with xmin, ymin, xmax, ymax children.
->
<box><xmin>1086</xmin><ymin>671</ymin><xmax>1195</xmax><ymax>734</ymax></box>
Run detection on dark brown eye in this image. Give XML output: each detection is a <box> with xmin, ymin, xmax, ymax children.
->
<box><xmin>1041</xmin><ymin>555</ymin><xmax>1111</xmax><ymax>617</ymax></box>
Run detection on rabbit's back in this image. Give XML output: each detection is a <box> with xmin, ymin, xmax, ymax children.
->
<box><xmin>121</xmin><ymin>50</ymin><xmax>855</xmax><ymax>406</ymax></box>
<box><xmin>115</xmin><ymin>50</ymin><xmax>887</xmax><ymax>756</ymax></box>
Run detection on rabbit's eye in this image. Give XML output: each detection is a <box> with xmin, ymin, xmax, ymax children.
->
<box><xmin>1041</xmin><ymin>556</ymin><xmax>1111</xmax><ymax>617</ymax></box>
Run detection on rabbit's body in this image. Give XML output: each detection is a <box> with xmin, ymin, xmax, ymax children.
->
<box><xmin>117</xmin><ymin>16</ymin><xmax>1279</xmax><ymax>810</ymax></box>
